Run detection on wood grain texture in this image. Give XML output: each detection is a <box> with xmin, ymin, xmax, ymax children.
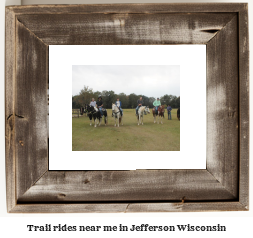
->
<box><xmin>238</xmin><ymin>4</ymin><xmax>249</xmax><ymax>208</ymax></box>
<box><xmin>10</xmin><ymin>202</ymin><xmax>247</xmax><ymax>213</ymax></box>
<box><xmin>18</xmin><ymin>170</ymin><xmax>236</xmax><ymax>202</ymax></box>
<box><xmin>16</xmin><ymin>13</ymin><xmax>236</xmax><ymax>45</ymax></box>
<box><xmin>5</xmin><ymin>3</ymin><xmax>249</xmax><ymax>213</ymax></box>
<box><xmin>5</xmin><ymin>7</ymin><xmax>17</xmax><ymax>212</ymax></box>
<box><xmin>7</xmin><ymin>3</ymin><xmax>246</xmax><ymax>15</ymax></box>
<box><xmin>206</xmin><ymin>16</ymin><xmax>239</xmax><ymax>198</ymax></box>
<box><xmin>125</xmin><ymin>202</ymin><xmax>247</xmax><ymax>213</ymax></box>
<box><xmin>15</xmin><ymin>20</ymin><xmax>48</xmax><ymax>200</ymax></box>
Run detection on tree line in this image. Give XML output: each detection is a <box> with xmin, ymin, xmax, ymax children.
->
<box><xmin>72</xmin><ymin>86</ymin><xmax>180</xmax><ymax>109</ymax></box>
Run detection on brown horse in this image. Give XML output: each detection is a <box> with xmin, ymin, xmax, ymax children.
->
<box><xmin>152</xmin><ymin>105</ymin><xmax>165</xmax><ymax>124</ymax></box>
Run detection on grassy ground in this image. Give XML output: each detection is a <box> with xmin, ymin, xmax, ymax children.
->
<box><xmin>72</xmin><ymin>109</ymin><xmax>180</xmax><ymax>151</ymax></box>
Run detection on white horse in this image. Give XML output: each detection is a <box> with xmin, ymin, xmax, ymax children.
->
<box><xmin>137</xmin><ymin>106</ymin><xmax>150</xmax><ymax>125</ymax></box>
<box><xmin>112</xmin><ymin>103</ymin><xmax>123</xmax><ymax>127</ymax></box>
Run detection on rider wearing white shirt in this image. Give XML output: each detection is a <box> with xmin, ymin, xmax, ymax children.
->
<box><xmin>116</xmin><ymin>98</ymin><xmax>123</xmax><ymax>116</ymax></box>
<box><xmin>90</xmin><ymin>98</ymin><xmax>96</xmax><ymax>107</ymax></box>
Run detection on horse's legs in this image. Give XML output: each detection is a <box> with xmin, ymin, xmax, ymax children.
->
<box><xmin>117</xmin><ymin>116</ymin><xmax>119</xmax><ymax>127</ymax></box>
<box><xmin>90</xmin><ymin>119</ymin><xmax>92</xmax><ymax>126</ymax></box>
<box><xmin>94</xmin><ymin>118</ymin><xmax>97</xmax><ymax>127</ymax></box>
<box><xmin>137</xmin><ymin>115</ymin><xmax>140</xmax><ymax>125</ymax></box>
<box><xmin>114</xmin><ymin>116</ymin><xmax>116</xmax><ymax>127</ymax></box>
<box><xmin>121</xmin><ymin>116</ymin><xmax>123</xmax><ymax>125</ymax></box>
<box><xmin>104</xmin><ymin>116</ymin><xmax>107</xmax><ymax>126</ymax></box>
<box><xmin>161</xmin><ymin>115</ymin><xmax>163</xmax><ymax>124</ymax></box>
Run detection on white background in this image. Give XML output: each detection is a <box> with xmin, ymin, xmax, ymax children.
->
<box><xmin>0</xmin><ymin>0</ymin><xmax>252</xmax><ymax>237</ymax></box>
<box><xmin>49</xmin><ymin>45</ymin><xmax>206</xmax><ymax>170</ymax></box>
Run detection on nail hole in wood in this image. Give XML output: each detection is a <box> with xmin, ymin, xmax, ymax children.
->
<box><xmin>84</xmin><ymin>179</ymin><xmax>90</xmax><ymax>184</ymax></box>
<box><xmin>58</xmin><ymin>193</ymin><xmax>66</xmax><ymax>198</ymax></box>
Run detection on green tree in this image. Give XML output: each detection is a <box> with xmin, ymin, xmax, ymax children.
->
<box><xmin>148</xmin><ymin>97</ymin><xmax>156</xmax><ymax>108</ymax></box>
<box><xmin>159</xmin><ymin>94</ymin><xmax>180</xmax><ymax>108</ymax></box>
<box><xmin>77</xmin><ymin>85</ymin><xmax>94</xmax><ymax>106</ymax></box>
<box><xmin>72</xmin><ymin>95</ymin><xmax>82</xmax><ymax>109</ymax></box>
<box><xmin>160</xmin><ymin>94</ymin><xmax>172</xmax><ymax>105</ymax></box>
<box><xmin>175</xmin><ymin>96</ymin><xmax>180</xmax><ymax>108</ymax></box>
<box><xmin>170</xmin><ymin>95</ymin><xmax>178</xmax><ymax>108</ymax></box>
<box><xmin>116</xmin><ymin>93</ymin><xmax>128</xmax><ymax>108</ymax></box>
<box><xmin>141</xmin><ymin>95</ymin><xmax>149</xmax><ymax>107</ymax></box>
<box><xmin>128</xmin><ymin>93</ymin><xmax>139</xmax><ymax>108</ymax></box>
<box><xmin>93</xmin><ymin>91</ymin><xmax>102</xmax><ymax>100</ymax></box>
<box><xmin>102</xmin><ymin>90</ymin><xmax>116</xmax><ymax>108</ymax></box>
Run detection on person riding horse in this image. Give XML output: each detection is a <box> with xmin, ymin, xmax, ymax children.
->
<box><xmin>96</xmin><ymin>96</ymin><xmax>103</xmax><ymax>117</ymax></box>
<box><xmin>90</xmin><ymin>98</ymin><xmax>96</xmax><ymax>107</ymax></box>
<box><xmin>115</xmin><ymin>97</ymin><xmax>123</xmax><ymax>116</ymax></box>
<box><xmin>136</xmin><ymin>96</ymin><xmax>143</xmax><ymax>116</ymax></box>
<box><xmin>153</xmin><ymin>98</ymin><xmax>161</xmax><ymax>114</ymax></box>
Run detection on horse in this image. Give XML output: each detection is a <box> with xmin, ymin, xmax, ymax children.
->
<box><xmin>137</xmin><ymin>106</ymin><xmax>150</xmax><ymax>125</ymax></box>
<box><xmin>80</xmin><ymin>105</ymin><xmax>87</xmax><ymax>116</ymax></box>
<box><xmin>85</xmin><ymin>105</ymin><xmax>97</xmax><ymax>126</ymax></box>
<box><xmin>95</xmin><ymin>106</ymin><xmax>108</xmax><ymax>127</ymax></box>
<box><xmin>152</xmin><ymin>105</ymin><xmax>165</xmax><ymax>124</ymax></box>
<box><xmin>177</xmin><ymin>108</ymin><xmax>180</xmax><ymax>121</ymax></box>
<box><xmin>85</xmin><ymin>105</ymin><xmax>107</xmax><ymax>127</ymax></box>
<box><xmin>83</xmin><ymin>104</ymin><xmax>88</xmax><ymax>117</ymax></box>
<box><xmin>112</xmin><ymin>103</ymin><xmax>123</xmax><ymax>127</ymax></box>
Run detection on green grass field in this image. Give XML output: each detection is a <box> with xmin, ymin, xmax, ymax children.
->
<box><xmin>72</xmin><ymin>109</ymin><xmax>180</xmax><ymax>151</ymax></box>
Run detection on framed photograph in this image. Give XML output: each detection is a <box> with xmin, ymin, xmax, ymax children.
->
<box><xmin>5</xmin><ymin>3</ymin><xmax>249</xmax><ymax>213</ymax></box>
<box><xmin>49</xmin><ymin>45</ymin><xmax>206</xmax><ymax>170</ymax></box>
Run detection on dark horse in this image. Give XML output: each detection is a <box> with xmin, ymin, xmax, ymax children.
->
<box><xmin>80</xmin><ymin>104</ymin><xmax>87</xmax><ymax>116</ymax></box>
<box><xmin>177</xmin><ymin>108</ymin><xmax>180</xmax><ymax>121</ymax></box>
<box><xmin>152</xmin><ymin>105</ymin><xmax>165</xmax><ymax>124</ymax></box>
<box><xmin>86</xmin><ymin>105</ymin><xmax>107</xmax><ymax>127</ymax></box>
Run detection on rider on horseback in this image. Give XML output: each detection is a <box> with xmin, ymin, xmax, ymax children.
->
<box><xmin>115</xmin><ymin>97</ymin><xmax>123</xmax><ymax>116</ymax></box>
<box><xmin>90</xmin><ymin>98</ymin><xmax>96</xmax><ymax>107</ymax></box>
<box><xmin>136</xmin><ymin>96</ymin><xmax>143</xmax><ymax>116</ymax></box>
<box><xmin>96</xmin><ymin>95</ymin><xmax>103</xmax><ymax>117</ymax></box>
<box><xmin>153</xmin><ymin>98</ymin><xmax>161</xmax><ymax>114</ymax></box>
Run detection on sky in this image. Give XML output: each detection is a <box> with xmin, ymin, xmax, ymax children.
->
<box><xmin>72</xmin><ymin>65</ymin><xmax>180</xmax><ymax>98</ymax></box>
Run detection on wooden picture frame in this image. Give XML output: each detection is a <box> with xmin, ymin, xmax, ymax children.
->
<box><xmin>5</xmin><ymin>3</ymin><xmax>249</xmax><ymax>213</ymax></box>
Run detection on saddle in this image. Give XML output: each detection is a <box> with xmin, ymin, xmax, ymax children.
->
<box><xmin>100</xmin><ymin>108</ymin><xmax>106</xmax><ymax>117</ymax></box>
<box><xmin>112</xmin><ymin>110</ymin><xmax>121</xmax><ymax>117</ymax></box>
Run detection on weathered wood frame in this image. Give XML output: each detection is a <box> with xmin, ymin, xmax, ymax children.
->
<box><xmin>5</xmin><ymin>4</ymin><xmax>249</xmax><ymax>213</ymax></box>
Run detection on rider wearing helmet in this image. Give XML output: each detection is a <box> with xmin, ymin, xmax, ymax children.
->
<box><xmin>96</xmin><ymin>95</ymin><xmax>103</xmax><ymax>117</ymax></box>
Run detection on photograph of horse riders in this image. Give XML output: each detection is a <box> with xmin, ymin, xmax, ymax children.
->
<box><xmin>72</xmin><ymin>65</ymin><xmax>180</xmax><ymax>151</ymax></box>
